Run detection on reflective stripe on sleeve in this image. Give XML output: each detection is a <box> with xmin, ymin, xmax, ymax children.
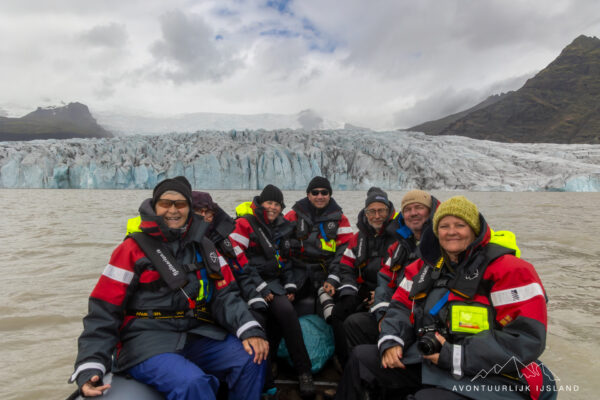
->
<box><xmin>370</xmin><ymin>301</ymin><xmax>389</xmax><ymax>313</ymax></box>
<box><xmin>237</xmin><ymin>320</ymin><xmax>262</xmax><ymax>338</ymax></box>
<box><xmin>256</xmin><ymin>282</ymin><xmax>268</xmax><ymax>292</ymax></box>
<box><xmin>284</xmin><ymin>283</ymin><xmax>297</xmax><ymax>290</ymax></box>
<box><xmin>490</xmin><ymin>283</ymin><xmax>544</xmax><ymax>307</ymax></box>
<box><xmin>338</xmin><ymin>284</ymin><xmax>358</xmax><ymax>292</ymax></box>
<box><xmin>248</xmin><ymin>297</ymin><xmax>267</xmax><ymax>306</ymax></box>
<box><xmin>337</xmin><ymin>227</ymin><xmax>354</xmax><ymax>234</ymax></box>
<box><xmin>70</xmin><ymin>362</ymin><xmax>106</xmax><ymax>383</ymax></box>
<box><xmin>233</xmin><ymin>246</ymin><xmax>243</xmax><ymax>255</ymax></box>
<box><xmin>102</xmin><ymin>264</ymin><xmax>134</xmax><ymax>285</ymax></box>
<box><xmin>452</xmin><ymin>344</ymin><xmax>463</xmax><ymax>378</ymax></box>
<box><xmin>327</xmin><ymin>274</ymin><xmax>340</xmax><ymax>283</ymax></box>
<box><xmin>218</xmin><ymin>255</ymin><xmax>228</xmax><ymax>267</ymax></box>
<box><xmin>377</xmin><ymin>335</ymin><xmax>404</xmax><ymax>349</ymax></box>
<box><xmin>230</xmin><ymin>233</ymin><xmax>249</xmax><ymax>248</ymax></box>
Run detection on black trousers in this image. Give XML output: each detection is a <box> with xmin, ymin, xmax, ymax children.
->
<box><xmin>329</xmin><ymin>294</ymin><xmax>362</xmax><ymax>365</ymax></box>
<box><xmin>253</xmin><ymin>294</ymin><xmax>312</xmax><ymax>379</ymax></box>
<box><xmin>335</xmin><ymin>344</ymin><xmax>421</xmax><ymax>400</ymax></box>
<box><xmin>344</xmin><ymin>311</ymin><xmax>380</xmax><ymax>350</ymax></box>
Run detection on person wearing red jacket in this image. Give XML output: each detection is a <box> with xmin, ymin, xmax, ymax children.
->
<box><xmin>284</xmin><ymin>176</ymin><xmax>353</xmax><ymax>315</ymax></box>
<box><xmin>342</xmin><ymin>190</ymin><xmax>439</xmax><ymax>357</ymax></box>
<box><xmin>230</xmin><ymin>185</ymin><xmax>315</xmax><ymax>398</ymax></box>
<box><xmin>336</xmin><ymin>196</ymin><xmax>555</xmax><ymax>400</ymax></box>
<box><xmin>69</xmin><ymin>177</ymin><xmax>268</xmax><ymax>400</ymax></box>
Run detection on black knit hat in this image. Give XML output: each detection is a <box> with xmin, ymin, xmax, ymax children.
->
<box><xmin>306</xmin><ymin>176</ymin><xmax>332</xmax><ymax>195</ymax></box>
<box><xmin>365</xmin><ymin>187</ymin><xmax>390</xmax><ymax>208</ymax></box>
<box><xmin>259</xmin><ymin>184</ymin><xmax>285</xmax><ymax>208</ymax></box>
<box><xmin>152</xmin><ymin>176</ymin><xmax>193</xmax><ymax>208</ymax></box>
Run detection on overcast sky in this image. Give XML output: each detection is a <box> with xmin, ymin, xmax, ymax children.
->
<box><xmin>1</xmin><ymin>0</ymin><xmax>599</xmax><ymax>130</ymax></box>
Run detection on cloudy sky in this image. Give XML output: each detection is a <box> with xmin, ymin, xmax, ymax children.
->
<box><xmin>1</xmin><ymin>0</ymin><xmax>599</xmax><ymax>130</ymax></box>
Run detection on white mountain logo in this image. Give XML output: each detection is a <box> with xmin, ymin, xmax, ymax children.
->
<box><xmin>471</xmin><ymin>356</ymin><xmax>559</xmax><ymax>383</ymax></box>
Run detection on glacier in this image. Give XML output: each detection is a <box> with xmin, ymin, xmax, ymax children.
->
<box><xmin>1</xmin><ymin>129</ymin><xmax>600</xmax><ymax>191</ymax></box>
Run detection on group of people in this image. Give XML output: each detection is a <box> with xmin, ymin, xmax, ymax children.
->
<box><xmin>70</xmin><ymin>175</ymin><xmax>554</xmax><ymax>400</ymax></box>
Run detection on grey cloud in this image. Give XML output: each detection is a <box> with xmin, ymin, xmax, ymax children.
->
<box><xmin>150</xmin><ymin>10</ymin><xmax>241</xmax><ymax>83</ymax></box>
<box><xmin>81</xmin><ymin>23</ymin><xmax>128</xmax><ymax>48</ymax></box>
<box><xmin>297</xmin><ymin>109</ymin><xmax>323</xmax><ymax>129</ymax></box>
<box><xmin>394</xmin><ymin>72</ymin><xmax>534</xmax><ymax>128</ymax></box>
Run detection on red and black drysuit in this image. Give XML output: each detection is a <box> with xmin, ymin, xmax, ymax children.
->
<box><xmin>70</xmin><ymin>198</ymin><xmax>266</xmax><ymax>396</ymax></box>
<box><xmin>330</xmin><ymin>204</ymin><xmax>401</xmax><ymax>364</ymax></box>
<box><xmin>336</xmin><ymin>213</ymin><xmax>555</xmax><ymax>400</ymax></box>
<box><xmin>230</xmin><ymin>198</ymin><xmax>312</xmax><ymax>379</ymax></box>
<box><xmin>284</xmin><ymin>197</ymin><xmax>353</xmax><ymax>303</ymax></box>
<box><xmin>343</xmin><ymin>196</ymin><xmax>439</xmax><ymax>355</ymax></box>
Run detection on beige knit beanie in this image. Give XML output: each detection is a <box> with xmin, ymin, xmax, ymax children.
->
<box><xmin>433</xmin><ymin>196</ymin><xmax>480</xmax><ymax>236</ymax></box>
<box><xmin>401</xmin><ymin>189</ymin><xmax>432</xmax><ymax>211</ymax></box>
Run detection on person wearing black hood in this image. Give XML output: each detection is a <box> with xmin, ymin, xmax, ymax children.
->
<box><xmin>69</xmin><ymin>177</ymin><xmax>269</xmax><ymax>400</ymax></box>
<box><xmin>327</xmin><ymin>187</ymin><xmax>400</xmax><ymax>369</ymax></box>
<box><xmin>231</xmin><ymin>184</ymin><xmax>315</xmax><ymax>398</ymax></box>
<box><xmin>284</xmin><ymin>176</ymin><xmax>354</xmax><ymax>316</ymax></box>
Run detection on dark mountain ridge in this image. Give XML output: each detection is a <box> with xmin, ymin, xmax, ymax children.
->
<box><xmin>408</xmin><ymin>35</ymin><xmax>600</xmax><ymax>144</ymax></box>
<box><xmin>0</xmin><ymin>102</ymin><xmax>112</xmax><ymax>141</ymax></box>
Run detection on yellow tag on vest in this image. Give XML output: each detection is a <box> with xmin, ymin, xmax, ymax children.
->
<box><xmin>451</xmin><ymin>304</ymin><xmax>490</xmax><ymax>334</ymax></box>
<box><xmin>320</xmin><ymin>238</ymin><xmax>337</xmax><ymax>253</ymax></box>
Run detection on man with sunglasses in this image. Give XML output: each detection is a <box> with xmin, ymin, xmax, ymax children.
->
<box><xmin>284</xmin><ymin>176</ymin><xmax>353</xmax><ymax>316</ymax></box>
<box><xmin>70</xmin><ymin>177</ymin><xmax>269</xmax><ymax>400</ymax></box>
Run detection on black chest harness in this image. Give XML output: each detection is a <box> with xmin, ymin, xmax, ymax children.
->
<box><xmin>241</xmin><ymin>214</ymin><xmax>293</xmax><ymax>268</ymax></box>
<box><xmin>409</xmin><ymin>243</ymin><xmax>514</xmax><ymax>301</ymax></box>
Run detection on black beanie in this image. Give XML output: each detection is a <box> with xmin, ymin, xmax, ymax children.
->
<box><xmin>365</xmin><ymin>187</ymin><xmax>390</xmax><ymax>208</ymax></box>
<box><xmin>152</xmin><ymin>176</ymin><xmax>193</xmax><ymax>208</ymax></box>
<box><xmin>306</xmin><ymin>176</ymin><xmax>332</xmax><ymax>195</ymax></box>
<box><xmin>259</xmin><ymin>184</ymin><xmax>285</xmax><ymax>208</ymax></box>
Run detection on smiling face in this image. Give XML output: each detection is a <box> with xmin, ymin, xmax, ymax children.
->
<box><xmin>154</xmin><ymin>191</ymin><xmax>189</xmax><ymax>229</ymax></box>
<box><xmin>307</xmin><ymin>188</ymin><xmax>331</xmax><ymax>209</ymax></box>
<box><xmin>402</xmin><ymin>202</ymin><xmax>430</xmax><ymax>239</ymax></box>
<box><xmin>364</xmin><ymin>201</ymin><xmax>389</xmax><ymax>230</ymax></box>
<box><xmin>437</xmin><ymin>215</ymin><xmax>476</xmax><ymax>262</ymax></box>
<box><xmin>261</xmin><ymin>200</ymin><xmax>282</xmax><ymax>222</ymax></box>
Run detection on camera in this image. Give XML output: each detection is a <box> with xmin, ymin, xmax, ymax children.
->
<box><xmin>416</xmin><ymin>325</ymin><xmax>448</xmax><ymax>355</ymax></box>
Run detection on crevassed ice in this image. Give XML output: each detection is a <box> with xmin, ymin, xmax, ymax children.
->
<box><xmin>1</xmin><ymin>129</ymin><xmax>600</xmax><ymax>191</ymax></box>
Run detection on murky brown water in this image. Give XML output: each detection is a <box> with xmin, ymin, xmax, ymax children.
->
<box><xmin>0</xmin><ymin>189</ymin><xmax>597</xmax><ymax>399</ymax></box>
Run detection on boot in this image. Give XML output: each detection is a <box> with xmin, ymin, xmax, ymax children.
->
<box><xmin>298</xmin><ymin>372</ymin><xmax>315</xmax><ymax>397</ymax></box>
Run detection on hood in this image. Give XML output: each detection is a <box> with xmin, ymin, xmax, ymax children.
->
<box><xmin>418</xmin><ymin>212</ymin><xmax>491</xmax><ymax>267</ymax></box>
<box><xmin>292</xmin><ymin>196</ymin><xmax>343</xmax><ymax>220</ymax></box>
<box><xmin>138</xmin><ymin>198</ymin><xmax>192</xmax><ymax>242</ymax></box>
<box><xmin>356</xmin><ymin>201</ymin><xmax>397</xmax><ymax>236</ymax></box>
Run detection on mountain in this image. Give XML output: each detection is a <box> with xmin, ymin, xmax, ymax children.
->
<box><xmin>1</xmin><ymin>129</ymin><xmax>599</xmax><ymax>191</ymax></box>
<box><xmin>408</xmin><ymin>35</ymin><xmax>600</xmax><ymax>144</ymax></box>
<box><xmin>0</xmin><ymin>102</ymin><xmax>112</xmax><ymax>141</ymax></box>
<box><xmin>95</xmin><ymin>108</ymin><xmax>342</xmax><ymax>135</ymax></box>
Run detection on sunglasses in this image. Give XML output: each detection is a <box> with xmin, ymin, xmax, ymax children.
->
<box><xmin>310</xmin><ymin>189</ymin><xmax>330</xmax><ymax>196</ymax></box>
<box><xmin>156</xmin><ymin>199</ymin><xmax>189</xmax><ymax>209</ymax></box>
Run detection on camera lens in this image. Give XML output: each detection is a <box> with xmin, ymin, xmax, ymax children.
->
<box><xmin>417</xmin><ymin>334</ymin><xmax>442</xmax><ymax>355</ymax></box>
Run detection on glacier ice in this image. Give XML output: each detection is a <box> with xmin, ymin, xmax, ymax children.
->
<box><xmin>1</xmin><ymin>129</ymin><xmax>600</xmax><ymax>191</ymax></box>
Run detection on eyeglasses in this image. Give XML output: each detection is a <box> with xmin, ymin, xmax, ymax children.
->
<box><xmin>156</xmin><ymin>199</ymin><xmax>189</xmax><ymax>209</ymax></box>
<box><xmin>194</xmin><ymin>207</ymin><xmax>214</xmax><ymax>215</ymax></box>
<box><xmin>365</xmin><ymin>207</ymin><xmax>389</xmax><ymax>217</ymax></box>
<box><xmin>310</xmin><ymin>189</ymin><xmax>330</xmax><ymax>196</ymax></box>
